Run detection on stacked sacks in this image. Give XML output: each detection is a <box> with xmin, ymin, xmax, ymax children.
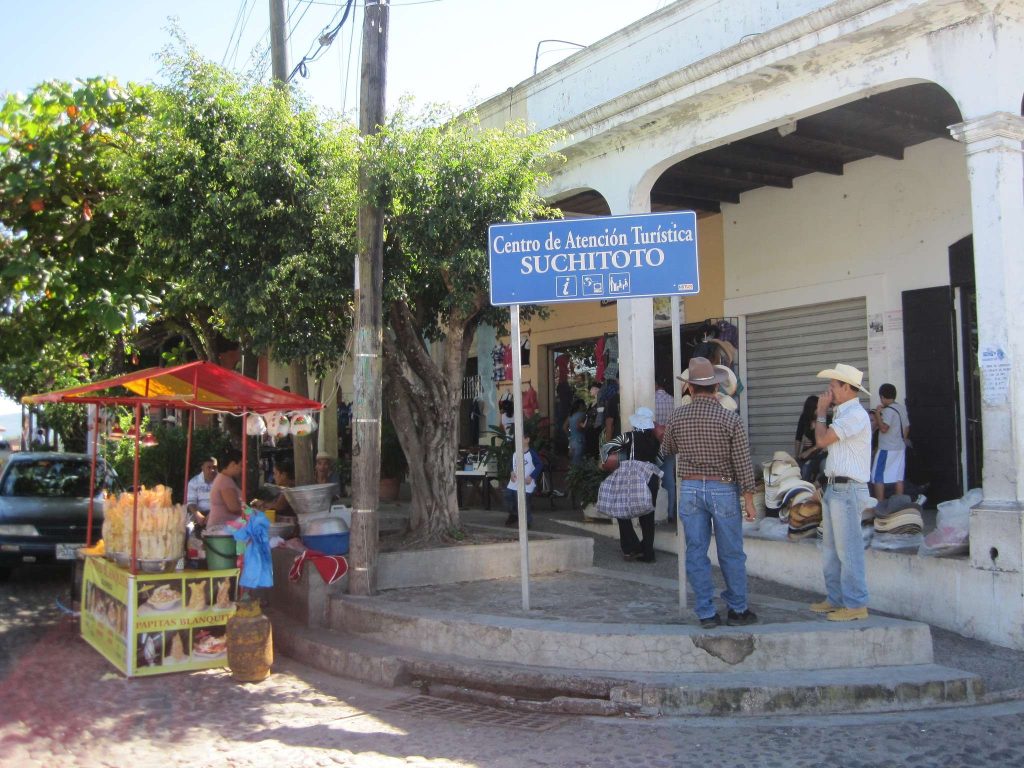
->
<box><xmin>777</xmin><ymin>476</ymin><xmax>822</xmax><ymax>540</ymax></box>
<box><xmin>761</xmin><ymin>451</ymin><xmax>801</xmax><ymax>514</ymax></box>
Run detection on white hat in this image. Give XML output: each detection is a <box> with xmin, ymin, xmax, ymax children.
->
<box><xmin>816</xmin><ymin>363</ymin><xmax>869</xmax><ymax>394</ymax></box>
<box><xmin>628</xmin><ymin>406</ymin><xmax>655</xmax><ymax>430</ymax></box>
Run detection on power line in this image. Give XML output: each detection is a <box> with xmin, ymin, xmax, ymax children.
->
<box><xmin>229</xmin><ymin>0</ymin><xmax>262</xmax><ymax>69</ymax></box>
<box><xmin>222</xmin><ymin>0</ymin><xmax>254</xmax><ymax>66</ymax></box>
<box><xmin>286</xmin><ymin>0</ymin><xmax>356</xmax><ymax>83</ymax></box>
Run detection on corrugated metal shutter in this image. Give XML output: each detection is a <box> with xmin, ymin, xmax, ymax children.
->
<box><xmin>745</xmin><ymin>298</ymin><xmax>868</xmax><ymax>467</ymax></box>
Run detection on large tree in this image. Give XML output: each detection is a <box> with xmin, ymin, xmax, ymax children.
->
<box><xmin>365</xmin><ymin>111</ymin><xmax>562</xmax><ymax>542</ymax></box>
<box><xmin>120</xmin><ymin>50</ymin><xmax>360</xmax><ymax>378</ymax></box>
<box><xmin>0</xmin><ymin>77</ymin><xmax>154</xmax><ymax>404</ymax></box>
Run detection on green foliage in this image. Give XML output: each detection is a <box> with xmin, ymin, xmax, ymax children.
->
<box><xmin>0</xmin><ymin>78</ymin><xmax>153</xmax><ymax>402</ymax></box>
<box><xmin>108</xmin><ymin>421</ymin><xmax>231</xmax><ymax>502</ymax></box>
<box><xmin>120</xmin><ymin>48</ymin><xmax>360</xmax><ymax>376</ymax></box>
<box><xmin>365</xmin><ymin>108</ymin><xmax>564</xmax><ymax>340</ymax></box>
<box><xmin>565</xmin><ymin>458</ymin><xmax>607</xmax><ymax>509</ymax></box>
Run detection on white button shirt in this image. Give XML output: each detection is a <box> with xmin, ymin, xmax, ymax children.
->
<box><xmin>824</xmin><ymin>398</ymin><xmax>871</xmax><ymax>482</ymax></box>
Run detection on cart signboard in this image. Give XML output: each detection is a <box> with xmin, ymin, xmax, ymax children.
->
<box><xmin>81</xmin><ymin>557</ymin><xmax>239</xmax><ymax>677</ymax></box>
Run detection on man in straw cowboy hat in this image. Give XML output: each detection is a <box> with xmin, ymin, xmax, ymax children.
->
<box><xmin>810</xmin><ymin>363</ymin><xmax>872</xmax><ymax>621</ymax></box>
<box><xmin>661</xmin><ymin>357</ymin><xmax>758</xmax><ymax>628</ymax></box>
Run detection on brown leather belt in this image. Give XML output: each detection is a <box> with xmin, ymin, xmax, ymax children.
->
<box><xmin>680</xmin><ymin>474</ymin><xmax>734</xmax><ymax>483</ymax></box>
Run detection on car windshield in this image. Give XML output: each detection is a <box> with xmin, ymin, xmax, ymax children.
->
<box><xmin>1</xmin><ymin>459</ymin><xmax>115</xmax><ymax>498</ymax></box>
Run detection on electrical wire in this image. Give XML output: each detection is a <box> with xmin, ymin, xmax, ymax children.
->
<box><xmin>222</xmin><ymin>0</ymin><xmax>254</xmax><ymax>66</ymax></box>
<box><xmin>229</xmin><ymin>0</ymin><xmax>262</xmax><ymax>70</ymax></box>
<box><xmin>286</xmin><ymin>0</ymin><xmax>356</xmax><ymax>83</ymax></box>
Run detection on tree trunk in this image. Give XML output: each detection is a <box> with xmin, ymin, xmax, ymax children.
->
<box><xmin>290</xmin><ymin>359</ymin><xmax>315</xmax><ymax>485</ymax></box>
<box><xmin>382</xmin><ymin>299</ymin><xmax>475</xmax><ymax>544</ymax></box>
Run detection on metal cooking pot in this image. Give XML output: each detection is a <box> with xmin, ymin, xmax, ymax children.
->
<box><xmin>303</xmin><ymin>516</ymin><xmax>348</xmax><ymax>536</ymax></box>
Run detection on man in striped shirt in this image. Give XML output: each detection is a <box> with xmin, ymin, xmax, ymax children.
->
<box><xmin>661</xmin><ymin>358</ymin><xmax>758</xmax><ymax>629</ymax></box>
<box><xmin>811</xmin><ymin>363</ymin><xmax>872</xmax><ymax>622</ymax></box>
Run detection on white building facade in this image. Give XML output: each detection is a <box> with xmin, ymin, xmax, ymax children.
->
<box><xmin>476</xmin><ymin>0</ymin><xmax>1024</xmax><ymax>647</ymax></box>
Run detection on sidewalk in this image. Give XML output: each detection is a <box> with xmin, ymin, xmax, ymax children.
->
<box><xmin>448</xmin><ymin>503</ymin><xmax>1024</xmax><ymax>698</ymax></box>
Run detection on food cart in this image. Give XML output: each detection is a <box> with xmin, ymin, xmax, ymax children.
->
<box><xmin>23</xmin><ymin>362</ymin><xmax>322</xmax><ymax>677</ymax></box>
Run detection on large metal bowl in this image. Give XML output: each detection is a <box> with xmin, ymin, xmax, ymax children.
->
<box><xmin>282</xmin><ymin>483</ymin><xmax>338</xmax><ymax>518</ymax></box>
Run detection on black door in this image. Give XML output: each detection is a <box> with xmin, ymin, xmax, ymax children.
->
<box><xmin>902</xmin><ymin>286</ymin><xmax>961</xmax><ymax>503</ymax></box>
<box><xmin>949</xmin><ymin>235</ymin><xmax>982</xmax><ymax>490</ymax></box>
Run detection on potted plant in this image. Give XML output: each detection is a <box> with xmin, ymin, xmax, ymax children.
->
<box><xmin>379</xmin><ymin>418</ymin><xmax>408</xmax><ymax>502</ymax></box>
<box><xmin>565</xmin><ymin>457</ymin><xmax>608</xmax><ymax>520</ymax></box>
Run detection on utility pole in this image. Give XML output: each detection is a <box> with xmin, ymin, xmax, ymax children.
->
<box><xmin>268</xmin><ymin>0</ymin><xmax>315</xmax><ymax>484</ymax></box>
<box><xmin>349</xmin><ymin>0</ymin><xmax>389</xmax><ymax>597</ymax></box>
<box><xmin>269</xmin><ymin>0</ymin><xmax>289</xmax><ymax>83</ymax></box>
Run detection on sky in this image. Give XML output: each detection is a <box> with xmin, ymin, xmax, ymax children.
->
<box><xmin>2</xmin><ymin>0</ymin><xmax>673</xmax><ymax>114</ymax></box>
<box><xmin>0</xmin><ymin>0</ymin><xmax>673</xmax><ymax>426</ymax></box>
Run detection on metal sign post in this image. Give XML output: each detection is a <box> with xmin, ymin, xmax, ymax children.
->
<box><xmin>671</xmin><ymin>295</ymin><xmax>688</xmax><ymax>615</ymax></box>
<box><xmin>488</xmin><ymin>211</ymin><xmax>701</xmax><ymax>616</ymax></box>
<box><xmin>510</xmin><ymin>304</ymin><xmax>529</xmax><ymax>610</ymax></box>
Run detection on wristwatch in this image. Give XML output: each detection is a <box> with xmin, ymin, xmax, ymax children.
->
<box><xmin>816</xmin><ymin>416</ymin><xmax>827</xmax><ymax>424</ymax></box>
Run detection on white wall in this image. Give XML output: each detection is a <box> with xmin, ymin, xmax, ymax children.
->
<box><xmin>724</xmin><ymin>139</ymin><xmax>972</xmax><ymax>395</ymax></box>
<box><xmin>521</xmin><ymin>0</ymin><xmax>835</xmax><ymax>131</ymax></box>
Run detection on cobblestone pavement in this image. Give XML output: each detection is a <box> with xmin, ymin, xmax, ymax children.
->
<box><xmin>4</xmin><ymin>524</ymin><xmax>1024</xmax><ymax>766</ymax></box>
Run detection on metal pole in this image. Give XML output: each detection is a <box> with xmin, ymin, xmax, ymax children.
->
<box><xmin>511</xmin><ymin>305</ymin><xmax>530</xmax><ymax>611</ymax></box>
<box><xmin>130</xmin><ymin>403</ymin><xmax>142</xmax><ymax>574</ymax></box>
<box><xmin>241</xmin><ymin>412</ymin><xmax>249</xmax><ymax>504</ymax></box>
<box><xmin>183</xmin><ymin>410</ymin><xmax>194</xmax><ymax>508</ymax></box>
<box><xmin>349</xmin><ymin>0</ymin><xmax>389</xmax><ymax>597</ymax></box>
<box><xmin>86</xmin><ymin>405</ymin><xmax>100</xmax><ymax>547</ymax></box>
<box><xmin>671</xmin><ymin>296</ymin><xmax>688</xmax><ymax>614</ymax></box>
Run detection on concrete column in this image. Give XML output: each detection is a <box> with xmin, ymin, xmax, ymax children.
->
<box><xmin>948</xmin><ymin>112</ymin><xmax>1024</xmax><ymax>575</ymax></box>
<box><xmin>606</xmin><ymin>192</ymin><xmax>655</xmax><ymax>425</ymax></box>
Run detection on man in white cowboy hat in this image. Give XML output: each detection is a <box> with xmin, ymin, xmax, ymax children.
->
<box><xmin>811</xmin><ymin>362</ymin><xmax>872</xmax><ymax>621</ymax></box>
<box><xmin>661</xmin><ymin>357</ymin><xmax>758</xmax><ymax>628</ymax></box>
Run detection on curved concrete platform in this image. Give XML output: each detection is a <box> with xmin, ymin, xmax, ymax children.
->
<box><xmin>272</xmin><ymin>567</ymin><xmax>983</xmax><ymax>716</ymax></box>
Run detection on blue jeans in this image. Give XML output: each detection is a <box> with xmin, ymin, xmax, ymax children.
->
<box><xmin>679</xmin><ymin>480</ymin><xmax>748</xmax><ymax>619</ymax></box>
<box><xmin>660</xmin><ymin>454</ymin><xmax>676</xmax><ymax>522</ymax></box>
<box><xmin>504</xmin><ymin>488</ymin><xmax>533</xmax><ymax>524</ymax></box>
<box><xmin>821</xmin><ymin>482</ymin><xmax>870</xmax><ymax>609</ymax></box>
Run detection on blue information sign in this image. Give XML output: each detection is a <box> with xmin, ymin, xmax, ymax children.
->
<box><xmin>488</xmin><ymin>211</ymin><xmax>699</xmax><ymax>306</ymax></box>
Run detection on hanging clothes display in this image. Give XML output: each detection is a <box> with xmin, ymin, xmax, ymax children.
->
<box><xmin>595</xmin><ymin>336</ymin><xmax>607</xmax><ymax>382</ymax></box>
<box><xmin>522</xmin><ymin>383</ymin><xmax>538</xmax><ymax>418</ymax></box>
<box><xmin>520</xmin><ymin>334</ymin><xmax>531</xmax><ymax>366</ymax></box>
<box><xmin>503</xmin><ymin>344</ymin><xmax>513</xmax><ymax>382</ymax></box>
<box><xmin>554</xmin><ymin>353</ymin><xmax>571</xmax><ymax>383</ymax></box>
<box><xmin>491</xmin><ymin>344</ymin><xmax>506</xmax><ymax>382</ymax></box>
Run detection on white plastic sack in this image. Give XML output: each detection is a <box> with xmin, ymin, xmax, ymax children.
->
<box><xmin>871</xmin><ymin>532</ymin><xmax>924</xmax><ymax>553</ymax></box>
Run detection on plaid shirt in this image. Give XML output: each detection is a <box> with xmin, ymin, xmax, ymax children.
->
<box><xmin>661</xmin><ymin>395</ymin><xmax>756</xmax><ymax>493</ymax></box>
<box><xmin>654</xmin><ymin>388</ymin><xmax>675</xmax><ymax>426</ymax></box>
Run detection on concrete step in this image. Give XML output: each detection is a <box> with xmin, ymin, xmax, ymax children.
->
<box><xmin>327</xmin><ymin>594</ymin><xmax>936</xmax><ymax>674</ymax></box>
<box><xmin>271</xmin><ymin>609</ymin><xmax>982</xmax><ymax>717</ymax></box>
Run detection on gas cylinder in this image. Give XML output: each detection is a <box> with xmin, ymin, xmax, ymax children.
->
<box><xmin>226</xmin><ymin>598</ymin><xmax>273</xmax><ymax>682</ymax></box>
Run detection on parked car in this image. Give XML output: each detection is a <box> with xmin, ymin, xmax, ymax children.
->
<box><xmin>0</xmin><ymin>452</ymin><xmax>119</xmax><ymax>578</ymax></box>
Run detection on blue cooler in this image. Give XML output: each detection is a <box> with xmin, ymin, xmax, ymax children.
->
<box><xmin>301</xmin><ymin>532</ymin><xmax>349</xmax><ymax>555</ymax></box>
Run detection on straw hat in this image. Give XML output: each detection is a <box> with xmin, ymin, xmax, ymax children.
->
<box><xmin>710</xmin><ymin>338</ymin><xmax>737</xmax><ymax>366</ymax></box>
<box><xmin>816</xmin><ymin>363</ymin><xmax>870</xmax><ymax>394</ymax></box>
